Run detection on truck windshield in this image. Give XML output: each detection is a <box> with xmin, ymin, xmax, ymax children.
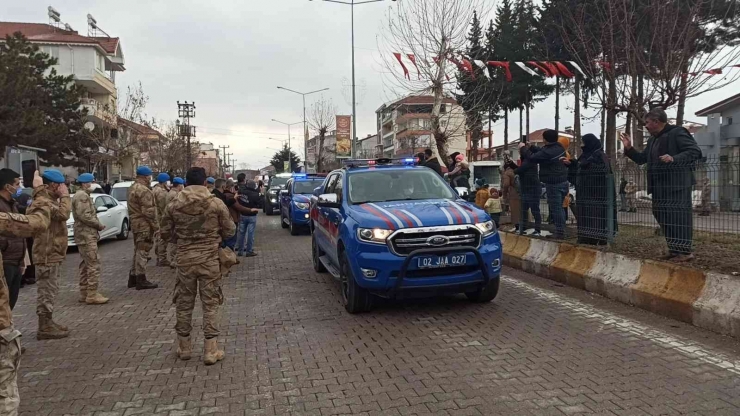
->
<box><xmin>348</xmin><ymin>169</ymin><xmax>455</xmax><ymax>204</ymax></box>
<box><xmin>269</xmin><ymin>177</ymin><xmax>290</xmax><ymax>188</ymax></box>
<box><xmin>293</xmin><ymin>179</ymin><xmax>323</xmax><ymax>194</ymax></box>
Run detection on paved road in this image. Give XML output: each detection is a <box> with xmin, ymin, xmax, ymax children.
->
<box><xmin>14</xmin><ymin>215</ymin><xmax>740</xmax><ymax>415</ymax></box>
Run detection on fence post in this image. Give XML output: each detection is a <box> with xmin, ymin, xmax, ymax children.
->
<box><xmin>607</xmin><ymin>172</ymin><xmax>615</xmax><ymax>245</ymax></box>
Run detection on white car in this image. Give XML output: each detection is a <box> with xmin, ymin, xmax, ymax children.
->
<box><xmin>110</xmin><ymin>180</ymin><xmax>161</xmax><ymax>207</ymax></box>
<box><xmin>67</xmin><ymin>193</ymin><xmax>130</xmax><ymax>247</ymax></box>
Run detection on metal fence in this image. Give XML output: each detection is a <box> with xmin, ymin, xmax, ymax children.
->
<box><xmin>497</xmin><ymin>155</ymin><xmax>740</xmax><ymax>270</ymax></box>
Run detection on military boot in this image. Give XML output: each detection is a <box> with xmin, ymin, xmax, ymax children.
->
<box><xmin>128</xmin><ymin>272</ymin><xmax>137</xmax><ymax>289</ymax></box>
<box><xmin>79</xmin><ymin>289</ymin><xmax>88</xmax><ymax>303</ymax></box>
<box><xmin>86</xmin><ymin>292</ymin><xmax>109</xmax><ymax>305</ymax></box>
<box><xmin>177</xmin><ymin>335</ymin><xmax>192</xmax><ymax>361</ymax></box>
<box><xmin>49</xmin><ymin>314</ymin><xmax>69</xmax><ymax>332</ymax></box>
<box><xmin>136</xmin><ymin>275</ymin><xmax>158</xmax><ymax>290</ymax></box>
<box><xmin>37</xmin><ymin>314</ymin><xmax>69</xmax><ymax>340</ymax></box>
<box><xmin>157</xmin><ymin>260</ymin><xmax>170</xmax><ymax>267</ymax></box>
<box><xmin>203</xmin><ymin>338</ymin><xmax>224</xmax><ymax>365</ymax></box>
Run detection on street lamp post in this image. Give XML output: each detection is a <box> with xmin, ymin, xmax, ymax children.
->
<box><xmin>271</xmin><ymin>119</ymin><xmax>303</xmax><ymax>172</ymax></box>
<box><xmin>277</xmin><ymin>86</ymin><xmax>330</xmax><ymax>171</ymax></box>
<box><xmin>309</xmin><ymin>0</ymin><xmax>393</xmax><ymax>158</ymax></box>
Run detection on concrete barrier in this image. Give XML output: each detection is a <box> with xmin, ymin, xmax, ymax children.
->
<box><xmin>501</xmin><ymin>231</ymin><xmax>740</xmax><ymax>338</ymax></box>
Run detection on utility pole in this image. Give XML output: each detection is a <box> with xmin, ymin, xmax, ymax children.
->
<box><xmin>177</xmin><ymin>101</ymin><xmax>196</xmax><ymax>174</ymax></box>
<box><xmin>219</xmin><ymin>145</ymin><xmax>230</xmax><ymax>176</ymax></box>
<box><xmin>226</xmin><ymin>153</ymin><xmax>234</xmax><ymax>175</ymax></box>
<box><xmin>276</xmin><ymin>86</ymin><xmax>330</xmax><ymax>171</ymax></box>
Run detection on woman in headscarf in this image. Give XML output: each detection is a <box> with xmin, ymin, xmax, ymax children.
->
<box><xmin>502</xmin><ymin>160</ymin><xmax>521</xmax><ymax>231</ymax></box>
<box><xmin>572</xmin><ymin>134</ymin><xmax>617</xmax><ymax>245</ymax></box>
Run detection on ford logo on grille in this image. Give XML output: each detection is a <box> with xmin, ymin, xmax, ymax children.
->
<box><xmin>427</xmin><ymin>235</ymin><xmax>450</xmax><ymax>246</ymax></box>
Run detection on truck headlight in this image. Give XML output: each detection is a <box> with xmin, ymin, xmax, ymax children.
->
<box><xmin>358</xmin><ymin>228</ymin><xmax>392</xmax><ymax>244</ymax></box>
<box><xmin>475</xmin><ymin>221</ymin><xmax>496</xmax><ymax>237</ymax></box>
<box><xmin>294</xmin><ymin>202</ymin><xmax>309</xmax><ymax>210</ymax></box>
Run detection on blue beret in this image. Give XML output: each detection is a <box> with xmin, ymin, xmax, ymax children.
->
<box><xmin>41</xmin><ymin>169</ymin><xmax>65</xmax><ymax>184</ymax></box>
<box><xmin>136</xmin><ymin>166</ymin><xmax>153</xmax><ymax>176</ymax></box>
<box><xmin>157</xmin><ymin>172</ymin><xmax>170</xmax><ymax>183</ymax></box>
<box><xmin>172</xmin><ymin>177</ymin><xmax>185</xmax><ymax>185</ymax></box>
<box><xmin>78</xmin><ymin>173</ymin><xmax>95</xmax><ymax>183</ymax></box>
<box><xmin>206</xmin><ymin>177</ymin><xmax>215</xmax><ymax>184</ymax></box>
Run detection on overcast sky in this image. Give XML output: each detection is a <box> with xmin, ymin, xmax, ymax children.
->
<box><xmin>7</xmin><ymin>1</ymin><xmax>737</xmax><ymax>170</ymax></box>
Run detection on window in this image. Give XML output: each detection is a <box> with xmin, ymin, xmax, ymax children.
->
<box><xmin>103</xmin><ymin>196</ymin><xmax>117</xmax><ymax>208</ymax></box>
<box><xmin>323</xmin><ymin>174</ymin><xmax>339</xmax><ymax>194</ymax></box>
<box><xmin>94</xmin><ymin>197</ymin><xmax>106</xmax><ymax>209</ymax></box>
<box><xmin>285</xmin><ymin>179</ymin><xmax>293</xmax><ymax>195</ymax></box>
<box><xmin>728</xmin><ymin>117</ymin><xmax>733</xmax><ymax>125</ymax></box>
<box><xmin>95</xmin><ymin>51</ymin><xmax>105</xmax><ymax>72</ymax></box>
<box><xmin>332</xmin><ymin>175</ymin><xmax>344</xmax><ymax>203</ymax></box>
<box><xmin>348</xmin><ymin>169</ymin><xmax>455</xmax><ymax>204</ymax></box>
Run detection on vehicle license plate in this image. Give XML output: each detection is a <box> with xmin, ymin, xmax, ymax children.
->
<box><xmin>416</xmin><ymin>254</ymin><xmax>467</xmax><ymax>269</ymax></box>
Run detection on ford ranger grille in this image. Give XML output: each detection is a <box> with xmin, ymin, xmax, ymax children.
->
<box><xmin>387</xmin><ymin>225</ymin><xmax>482</xmax><ymax>256</ymax></box>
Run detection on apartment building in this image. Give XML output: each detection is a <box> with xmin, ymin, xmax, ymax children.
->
<box><xmin>375</xmin><ymin>96</ymin><xmax>467</xmax><ymax>159</ymax></box>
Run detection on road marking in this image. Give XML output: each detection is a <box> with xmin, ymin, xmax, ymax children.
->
<box><xmin>505</xmin><ymin>276</ymin><xmax>740</xmax><ymax>375</ymax></box>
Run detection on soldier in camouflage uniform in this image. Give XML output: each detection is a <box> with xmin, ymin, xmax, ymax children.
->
<box><xmin>165</xmin><ymin>177</ymin><xmax>185</xmax><ymax>268</ymax></box>
<box><xmin>33</xmin><ymin>169</ymin><xmax>71</xmax><ymax>340</ymax></box>
<box><xmin>127</xmin><ymin>166</ymin><xmax>158</xmax><ymax>290</ymax></box>
<box><xmin>153</xmin><ymin>173</ymin><xmax>170</xmax><ymax>267</ymax></box>
<box><xmin>0</xmin><ymin>171</ymin><xmax>52</xmax><ymax>415</ymax></box>
<box><xmin>161</xmin><ymin>168</ymin><xmax>235</xmax><ymax>365</ymax></box>
<box><xmin>71</xmin><ymin>173</ymin><xmax>108</xmax><ymax>305</ymax></box>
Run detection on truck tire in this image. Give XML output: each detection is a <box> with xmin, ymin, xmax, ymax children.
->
<box><xmin>340</xmin><ymin>252</ymin><xmax>373</xmax><ymax>313</ymax></box>
<box><xmin>312</xmin><ymin>233</ymin><xmax>327</xmax><ymax>273</ymax></box>
<box><xmin>289</xmin><ymin>215</ymin><xmax>300</xmax><ymax>236</ymax></box>
<box><xmin>280</xmin><ymin>211</ymin><xmax>288</xmax><ymax>228</ymax></box>
<box><xmin>466</xmin><ymin>278</ymin><xmax>500</xmax><ymax>303</ymax></box>
<box><xmin>266</xmin><ymin>204</ymin><xmax>274</xmax><ymax>216</ymax></box>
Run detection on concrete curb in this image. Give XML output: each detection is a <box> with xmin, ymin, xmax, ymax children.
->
<box><xmin>501</xmin><ymin>231</ymin><xmax>739</xmax><ymax>338</ymax></box>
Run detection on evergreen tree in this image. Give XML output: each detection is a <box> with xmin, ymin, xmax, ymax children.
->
<box><xmin>270</xmin><ymin>144</ymin><xmax>301</xmax><ymax>173</ymax></box>
<box><xmin>490</xmin><ymin>0</ymin><xmax>518</xmax><ymax>148</ymax></box>
<box><xmin>456</xmin><ymin>11</ymin><xmax>488</xmax><ymax>152</ymax></box>
<box><xmin>0</xmin><ymin>33</ymin><xmax>93</xmax><ymax>167</ymax></box>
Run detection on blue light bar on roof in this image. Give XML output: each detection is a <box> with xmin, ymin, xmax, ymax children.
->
<box><xmin>292</xmin><ymin>173</ymin><xmax>307</xmax><ymax>179</ymax></box>
<box><xmin>343</xmin><ymin>158</ymin><xmax>419</xmax><ymax>168</ymax></box>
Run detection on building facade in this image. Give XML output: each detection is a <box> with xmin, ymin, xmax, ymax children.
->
<box><xmin>375</xmin><ymin>96</ymin><xmax>467</xmax><ymax>160</ymax></box>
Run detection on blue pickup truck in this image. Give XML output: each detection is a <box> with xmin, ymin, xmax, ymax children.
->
<box><xmin>280</xmin><ymin>173</ymin><xmax>327</xmax><ymax>235</ymax></box>
<box><xmin>310</xmin><ymin>158</ymin><xmax>502</xmax><ymax>313</ymax></box>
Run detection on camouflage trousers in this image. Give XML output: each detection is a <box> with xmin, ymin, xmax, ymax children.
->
<box><xmin>174</xmin><ymin>260</ymin><xmax>223</xmax><ymax>339</ymax></box>
<box><xmin>167</xmin><ymin>243</ymin><xmax>177</xmax><ymax>266</ymax></box>
<box><xmin>155</xmin><ymin>231</ymin><xmax>168</xmax><ymax>264</ymax></box>
<box><xmin>130</xmin><ymin>232</ymin><xmax>153</xmax><ymax>276</ymax></box>
<box><xmin>0</xmin><ymin>327</ymin><xmax>21</xmax><ymax>415</ymax></box>
<box><xmin>78</xmin><ymin>243</ymin><xmax>101</xmax><ymax>294</ymax></box>
<box><xmin>36</xmin><ymin>263</ymin><xmax>61</xmax><ymax>316</ymax></box>
<box><xmin>626</xmin><ymin>195</ymin><xmax>636</xmax><ymax>210</ymax></box>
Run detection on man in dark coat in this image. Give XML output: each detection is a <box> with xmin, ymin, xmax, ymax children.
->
<box><xmin>514</xmin><ymin>150</ymin><xmax>542</xmax><ymax>236</ymax></box>
<box><xmin>422</xmin><ymin>148</ymin><xmax>444</xmax><ymax>177</ymax></box>
<box><xmin>519</xmin><ymin>130</ymin><xmax>569</xmax><ymax>238</ymax></box>
<box><xmin>620</xmin><ymin>107</ymin><xmax>702</xmax><ymax>261</ymax></box>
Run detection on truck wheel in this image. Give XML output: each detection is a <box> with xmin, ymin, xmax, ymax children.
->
<box><xmin>312</xmin><ymin>234</ymin><xmax>327</xmax><ymax>273</ymax></box>
<box><xmin>280</xmin><ymin>211</ymin><xmax>288</xmax><ymax>228</ymax></box>
<box><xmin>466</xmin><ymin>278</ymin><xmax>500</xmax><ymax>303</ymax></box>
<box><xmin>266</xmin><ymin>204</ymin><xmax>274</xmax><ymax>216</ymax></box>
<box><xmin>340</xmin><ymin>252</ymin><xmax>373</xmax><ymax>313</ymax></box>
<box><xmin>289</xmin><ymin>215</ymin><xmax>300</xmax><ymax>236</ymax></box>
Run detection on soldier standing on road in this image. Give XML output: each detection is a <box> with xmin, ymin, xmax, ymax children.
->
<box><xmin>161</xmin><ymin>167</ymin><xmax>235</xmax><ymax>365</ymax></box>
<box><xmin>127</xmin><ymin>166</ymin><xmax>159</xmax><ymax>290</ymax></box>
<box><xmin>153</xmin><ymin>173</ymin><xmax>171</xmax><ymax>267</ymax></box>
<box><xmin>72</xmin><ymin>173</ymin><xmax>109</xmax><ymax>305</ymax></box>
<box><xmin>33</xmin><ymin>169</ymin><xmax>71</xmax><ymax>340</ymax></box>
<box><xmin>165</xmin><ymin>177</ymin><xmax>185</xmax><ymax>268</ymax></box>
<box><xmin>0</xmin><ymin>171</ymin><xmax>52</xmax><ymax>415</ymax></box>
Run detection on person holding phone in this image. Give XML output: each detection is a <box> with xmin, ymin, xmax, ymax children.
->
<box><xmin>620</xmin><ymin>107</ymin><xmax>702</xmax><ymax>262</ymax></box>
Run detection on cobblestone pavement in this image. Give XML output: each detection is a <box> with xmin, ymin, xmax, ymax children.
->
<box><xmin>13</xmin><ymin>215</ymin><xmax>740</xmax><ymax>415</ymax></box>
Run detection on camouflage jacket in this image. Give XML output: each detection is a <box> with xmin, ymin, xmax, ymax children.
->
<box><xmin>625</xmin><ymin>183</ymin><xmax>637</xmax><ymax>195</ymax></box>
<box><xmin>0</xmin><ymin>187</ymin><xmax>53</xmax><ymax>330</ymax></box>
<box><xmin>72</xmin><ymin>189</ymin><xmax>103</xmax><ymax>246</ymax></box>
<box><xmin>33</xmin><ymin>187</ymin><xmax>71</xmax><ymax>265</ymax></box>
<box><xmin>161</xmin><ymin>185</ymin><xmax>235</xmax><ymax>267</ymax></box>
<box><xmin>128</xmin><ymin>179</ymin><xmax>158</xmax><ymax>234</ymax></box>
<box><xmin>165</xmin><ymin>188</ymin><xmax>181</xmax><ymax>207</ymax></box>
<box><xmin>152</xmin><ymin>184</ymin><xmax>169</xmax><ymax>222</ymax></box>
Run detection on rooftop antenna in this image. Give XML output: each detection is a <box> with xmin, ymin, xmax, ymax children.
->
<box><xmin>87</xmin><ymin>14</ymin><xmax>110</xmax><ymax>37</ymax></box>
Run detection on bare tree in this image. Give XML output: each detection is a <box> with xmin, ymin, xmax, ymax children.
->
<box><xmin>307</xmin><ymin>96</ymin><xmax>337</xmax><ymax>172</ymax></box>
<box><xmin>380</xmin><ymin>0</ymin><xmax>492</xmax><ymax>162</ymax></box>
<box><xmin>145</xmin><ymin>119</ymin><xmax>199</xmax><ymax>176</ymax></box>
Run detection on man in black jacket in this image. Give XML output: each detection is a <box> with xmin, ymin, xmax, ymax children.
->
<box><xmin>235</xmin><ymin>179</ymin><xmax>262</xmax><ymax>257</ymax></box>
<box><xmin>422</xmin><ymin>148</ymin><xmax>444</xmax><ymax>177</ymax></box>
<box><xmin>514</xmin><ymin>152</ymin><xmax>542</xmax><ymax>236</ymax></box>
<box><xmin>621</xmin><ymin>107</ymin><xmax>702</xmax><ymax>261</ymax></box>
<box><xmin>519</xmin><ymin>130</ymin><xmax>569</xmax><ymax>238</ymax></box>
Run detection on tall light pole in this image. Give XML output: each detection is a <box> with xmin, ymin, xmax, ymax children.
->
<box><xmin>271</xmin><ymin>119</ymin><xmax>303</xmax><ymax>172</ymax></box>
<box><xmin>310</xmin><ymin>0</ymin><xmax>393</xmax><ymax>157</ymax></box>
<box><xmin>277</xmin><ymin>86</ymin><xmax>329</xmax><ymax>170</ymax></box>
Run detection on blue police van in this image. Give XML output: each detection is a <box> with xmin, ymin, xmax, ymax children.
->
<box><xmin>310</xmin><ymin>158</ymin><xmax>502</xmax><ymax>313</ymax></box>
<box><xmin>279</xmin><ymin>173</ymin><xmax>327</xmax><ymax>235</ymax></box>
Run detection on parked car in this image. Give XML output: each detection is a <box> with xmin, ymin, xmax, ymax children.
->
<box><xmin>110</xmin><ymin>181</ymin><xmax>134</xmax><ymax>207</ymax></box>
<box><xmin>263</xmin><ymin>173</ymin><xmax>292</xmax><ymax>216</ymax></box>
<box><xmin>67</xmin><ymin>193</ymin><xmax>129</xmax><ymax>247</ymax></box>
<box><xmin>279</xmin><ymin>173</ymin><xmax>327</xmax><ymax>235</ymax></box>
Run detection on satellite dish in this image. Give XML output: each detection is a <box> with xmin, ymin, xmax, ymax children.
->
<box><xmin>84</xmin><ymin>121</ymin><xmax>96</xmax><ymax>131</ymax></box>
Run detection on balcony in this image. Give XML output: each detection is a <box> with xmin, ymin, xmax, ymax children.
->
<box><xmin>81</xmin><ymin>98</ymin><xmax>116</xmax><ymax>126</ymax></box>
<box><xmin>75</xmin><ymin>69</ymin><xmax>116</xmax><ymax>95</ymax></box>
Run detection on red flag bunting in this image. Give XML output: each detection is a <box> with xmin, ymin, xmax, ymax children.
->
<box><xmin>393</xmin><ymin>53</ymin><xmax>410</xmax><ymax>80</ymax></box>
<box><xmin>554</xmin><ymin>62</ymin><xmax>576</xmax><ymax>78</ymax></box>
<box><xmin>487</xmin><ymin>61</ymin><xmax>512</xmax><ymax>82</ymax></box>
<box><xmin>527</xmin><ymin>61</ymin><xmax>553</xmax><ymax>77</ymax></box>
<box><xmin>406</xmin><ymin>54</ymin><xmax>421</xmax><ymax>80</ymax></box>
<box><xmin>704</xmin><ymin>68</ymin><xmax>723</xmax><ymax>75</ymax></box>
